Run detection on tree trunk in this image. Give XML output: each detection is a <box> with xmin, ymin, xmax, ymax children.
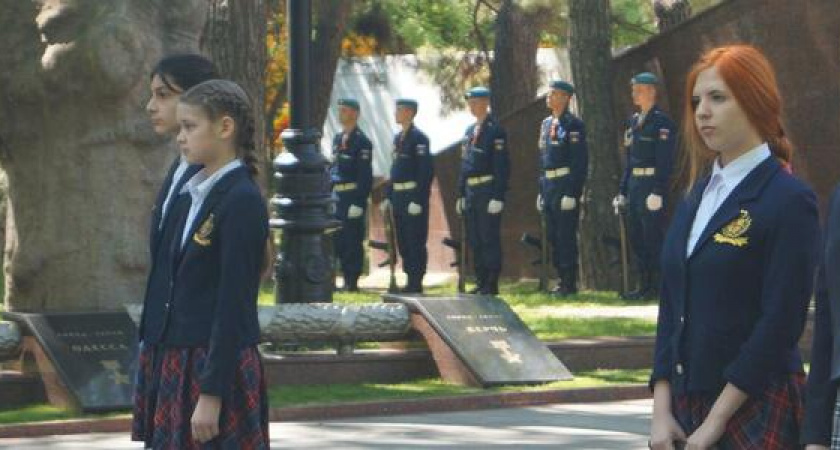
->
<box><xmin>490</xmin><ymin>0</ymin><xmax>546</xmax><ymax>119</ymax></box>
<box><xmin>569</xmin><ymin>0</ymin><xmax>622</xmax><ymax>290</ymax></box>
<box><xmin>309</xmin><ymin>0</ymin><xmax>354</xmax><ymax>130</ymax></box>
<box><xmin>202</xmin><ymin>0</ymin><xmax>269</xmax><ymax>183</ymax></box>
<box><xmin>0</xmin><ymin>0</ymin><xmax>209</xmax><ymax>312</ymax></box>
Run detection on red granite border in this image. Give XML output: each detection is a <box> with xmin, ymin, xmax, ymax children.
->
<box><xmin>0</xmin><ymin>385</ymin><xmax>650</xmax><ymax>439</ymax></box>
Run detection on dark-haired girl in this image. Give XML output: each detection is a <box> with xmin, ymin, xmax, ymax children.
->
<box><xmin>132</xmin><ymin>79</ymin><xmax>269</xmax><ymax>449</ymax></box>
<box><xmin>134</xmin><ymin>54</ymin><xmax>219</xmax><ymax>448</ymax></box>
<box><xmin>138</xmin><ymin>53</ymin><xmax>218</xmax><ymax>346</ymax></box>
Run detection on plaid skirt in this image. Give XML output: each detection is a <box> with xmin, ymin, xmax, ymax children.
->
<box><xmin>672</xmin><ymin>373</ymin><xmax>805</xmax><ymax>450</ymax></box>
<box><xmin>132</xmin><ymin>343</ymin><xmax>270</xmax><ymax>449</ymax></box>
<box><xmin>830</xmin><ymin>387</ymin><xmax>840</xmax><ymax>449</ymax></box>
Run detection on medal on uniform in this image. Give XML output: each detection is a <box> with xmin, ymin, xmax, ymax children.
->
<box><xmin>714</xmin><ymin>210</ymin><xmax>751</xmax><ymax>247</ymax></box>
<box><xmin>494</xmin><ymin>138</ymin><xmax>505</xmax><ymax>151</ymax></box>
<box><xmin>624</xmin><ymin>128</ymin><xmax>633</xmax><ymax>147</ymax></box>
<box><xmin>659</xmin><ymin>128</ymin><xmax>670</xmax><ymax>141</ymax></box>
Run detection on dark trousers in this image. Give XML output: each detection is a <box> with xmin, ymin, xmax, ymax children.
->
<box><xmin>465</xmin><ymin>189</ymin><xmax>502</xmax><ymax>282</ymax></box>
<box><xmin>626</xmin><ymin>178</ymin><xmax>665</xmax><ymax>276</ymax></box>
<box><xmin>544</xmin><ymin>191</ymin><xmax>580</xmax><ymax>274</ymax></box>
<box><xmin>334</xmin><ymin>199</ymin><xmax>366</xmax><ymax>281</ymax></box>
<box><xmin>393</xmin><ymin>202</ymin><xmax>429</xmax><ymax>278</ymax></box>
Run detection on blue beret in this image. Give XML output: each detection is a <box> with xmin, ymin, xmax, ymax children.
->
<box><xmin>396</xmin><ymin>98</ymin><xmax>418</xmax><ymax>111</ymax></box>
<box><xmin>464</xmin><ymin>86</ymin><xmax>491</xmax><ymax>100</ymax></box>
<box><xmin>549</xmin><ymin>80</ymin><xmax>575</xmax><ymax>95</ymax></box>
<box><xmin>338</xmin><ymin>98</ymin><xmax>360</xmax><ymax>111</ymax></box>
<box><xmin>631</xmin><ymin>72</ymin><xmax>659</xmax><ymax>85</ymax></box>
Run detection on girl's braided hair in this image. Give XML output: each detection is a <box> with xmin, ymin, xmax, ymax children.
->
<box><xmin>180</xmin><ymin>79</ymin><xmax>259</xmax><ymax>177</ymax></box>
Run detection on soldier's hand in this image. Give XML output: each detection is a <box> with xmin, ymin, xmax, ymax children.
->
<box><xmin>348</xmin><ymin>205</ymin><xmax>364</xmax><ymax>219</ymax></box>
<box><xmin>456</xmin><ymin>198</ymin><xmax>465</xmax><ymax>215</ymax></box>
<box><xmin>560</xmin><ymin>196</ymin><xmax>577</xmax><ymax>211</ymax></box>
<box><xmin>408</xmin><ymin>202</ymin><xmax>422</xmax><ymax>216</ymax></box>
<box><xmin>646</xmin><ymin>194</ymin><xmax>663</xmax><ymax>212</ymax></box>
<box><xmin>379</xmin><ymin>199</ymin><xmax>391</xmax><ymax>213</ymax></box>
<box><xmin>536</xmin><ymin>194</ymin><xmax>543</xmax><ymax>212</ymax></box>
<box><xmin>487</xmin><ymin>200</ymin><xmax>504</xmax><ymax>215</ymax></box>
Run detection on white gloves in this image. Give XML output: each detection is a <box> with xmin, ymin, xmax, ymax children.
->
<box><xmin>408</xmin><ymin>202</ymin><xmax>423</xmax><ymax>216</ymax></box>
<box><xmin>536</xmin><ymin>195</ymin><xmax>543</xmax><ymax>212</ymax></box>
<box><xmin>379</xmin><ymin>199</ymin><xmax>390</xmax><ymax>213</ymax></box>
<box><xmin>348</xmin><ymin>205</ymin><xmax>364</xmax><ymax>219</ymax></box>
<box><xmin>560</xmin><ymin>196</ymin><xmax>577</xmax><ymax>211</ymax></box>
<box><xmin>612</xmin><ymin>194</ymin><xmax>626</xmax><ymax>215</ymax></box>
<box><xmin>646</xmin><ymin>194</ymin><xmax>663</xmax><ymax>211</ymax></box>
<box><xmin>456</xmin><ymin>198</ymin><xmax>465</xmax><ymax>215</ymax></box>
<box><xmin>488</xmin><ymin>200</ymin><xmax>504</xmax><ymax>215</ymax></box>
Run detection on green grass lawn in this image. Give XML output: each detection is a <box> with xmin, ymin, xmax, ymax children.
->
<box><xmin>0</xmin><ymin>405</ymin><xmax>124</xmax><ymax>426</ymax></box>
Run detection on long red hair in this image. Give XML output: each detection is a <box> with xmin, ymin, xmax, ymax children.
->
<box><xmin>678</xmin><ymin>45</ymin><xmax>792</xmax><ymax>192</ymax></box>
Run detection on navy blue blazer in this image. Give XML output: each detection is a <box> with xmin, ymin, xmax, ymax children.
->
<box><xmin>651</xmin><ymin>157</ymin><xmax>820</xmax><ymax>398</ymax></box>
<box><xmin>802</xmin><ymin>184</ymin><xmax>840</xmax><ymax>445</ymax></box>
<box><xmin>139</xmin><ymin>156</ymin><xmax>201</xmax><ymax>342</ymax></box>
<box><xmin>160</xmin><ymin>166</ymin><xmax>268</xmax><ymax>397</ymax></box>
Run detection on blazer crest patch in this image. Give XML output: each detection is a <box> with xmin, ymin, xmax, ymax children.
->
<box><xmin>193</xmin><ymin>214</ymin><xmax>215</xmax><ymax>247</ymax></box>
<box><xmin>714</xmin><ymin>210</ymin><xmax>751</xmax><ymax>247</ymax></box>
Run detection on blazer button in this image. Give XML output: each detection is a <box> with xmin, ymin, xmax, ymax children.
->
<box><xmin>675</xmin><ymin>363</ymin><xmax>684</xmax><ymax>375</ymax></box>
<box><xmin>679</xmin><ymin>316</ymin><xmax>685</xmax><ymax>324</ymax></box>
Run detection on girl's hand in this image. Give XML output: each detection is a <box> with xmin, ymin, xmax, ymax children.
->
<box><xmin>191</xmin><ymin>394</ymin><xmax>222</xmax><ymax>443</ymax></box>
<box><xmin>685</xmin><ymin>414</ymin><xmax>726</xmax><ymax>449</ymax></box>
<box><xmin>649</xmin><ymin>411</ymin><xmax>686</xmax><ymax>450</ymax></box>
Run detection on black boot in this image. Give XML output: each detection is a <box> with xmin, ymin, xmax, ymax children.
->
<box><xmin>550</xmin><ymin>267</ymin><xmax>577</xmax><ymax>297</ymax></box>
<box><xmin>342</xmin><ymin>277</ymin><xmax>359</xmax><ymax>292</ymax></box>
<box><xmin>555</xmin><ymin>267</ymin><xmax>578</xmax><ymax>297</ymax></box>
<box><xmin>401</xmin><ymin>274</ymin><xmax>424</xmax><ymax>294</ymax></box>
<box><xmin>468</xmin><ymin>269</ymin><xmax>486</xmax><ymax>294</ymax></box>
<box><xmin>645</xmin><ymin>271</ymin><xmax>661</xmax><ymax>300</ymax></box>
<box><xmin>481</xmin><ymin>273</ymin><xmax>500</xmax><ymax>295</ymax></box>
<box><xmin>622</xmin><ymin>270</ymin><xmax>649</xmax><ymax>301</ymax></box>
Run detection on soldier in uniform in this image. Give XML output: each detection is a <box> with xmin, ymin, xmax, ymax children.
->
<box><xmin>613</xmin><ymin>72</ymin><xmax>676</xmax><ymax>300</ymax></box>
<box><xmin>456</xmin><ymin>87</ymin><xmax>510</xmax><ymax>295</ymax></box>
<box><xmin>537</xmin><ymin>80</ymin><xmax>588</xmax><ymax>296</ymax></box>
<box><xmin>330</xmin><ymin>98</ymin><xmax>373</xmax><ymax>292</ymax></box>
<box><xmin>380</xmin><ymin>99</ymin><xmax>434</xmax><ymax>293</ymax></box>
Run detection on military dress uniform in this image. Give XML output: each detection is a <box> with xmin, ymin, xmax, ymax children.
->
<box><xmin>330</xmin><ymin>99</ymin><xmax>373</xmax><ymax>291</ymax></box>
<box><xmin>458</xmin><ymin>87</ymin><xmax>510</xmax><ymax>295</ymax></box>
<box><xmin>619</xmin><ymin>75</ymin><xmax>676</xmax><ymax>299</ymax></box>
<box><xmin>387</xmin><ymin>100</ymin><xmax>434</xmax><ymax>293</ymax></box>
<box><xmin>538</xmin><ymin>81</ymin><xmax>588</xmax><ymax>296</ymax></box>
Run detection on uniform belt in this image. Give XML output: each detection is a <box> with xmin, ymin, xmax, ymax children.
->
<box><xmin>333</xmin><ymin>182</ymin><xmax>357</xmax><ymax>192</ymax></box>
<box><xmin>393</xmin><ymin>181</ymin><xmax>417</xmax><ymax>191</ymax></box>
<box><xmin>631</xmin><ymin>167</ymin><xmax>656</xmax><ymax>177</ymax></box>
<box><xmin>544</xmin><ymin>167</ymin><xmax>570</xmax><ymax>179</ymax></box>
<box><xmin>467</xmin><ymin>175</ymin><xmax>494</xmax><ymax>186</ymax></box>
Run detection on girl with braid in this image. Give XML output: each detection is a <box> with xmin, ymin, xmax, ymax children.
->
<box><xmin>132</xmin><ymin>79</ymin><xmax>269</xmax><ymax>449</ymax></box>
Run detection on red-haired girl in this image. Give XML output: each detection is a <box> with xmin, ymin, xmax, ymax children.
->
<box><xmin>649</xmin><ymin>45</ymin><xmax>820</xmax><ymax>449</ymax></box>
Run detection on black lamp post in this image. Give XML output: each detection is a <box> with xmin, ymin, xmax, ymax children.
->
<box><xmin>271</xmin><ymin>0</ymin><xmax>338</xmax><ymax>304</ymax></box>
